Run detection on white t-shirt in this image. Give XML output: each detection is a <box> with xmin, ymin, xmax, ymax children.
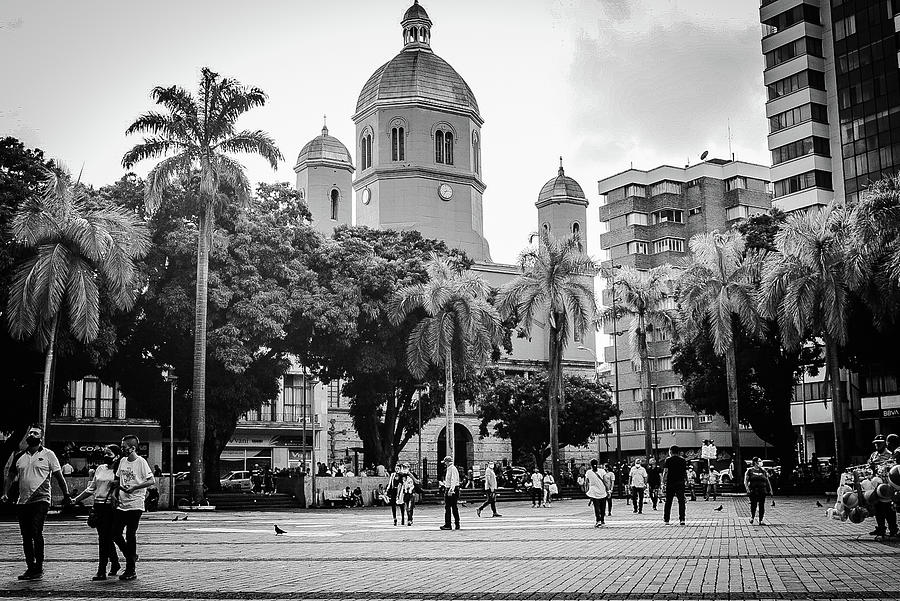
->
<box><xmin>116</xmin><ymin>456</ymin><xmax>152</xmax><ymax>511</ymax></box>
<box><xmin>629</xmin><ymin>466</ymin><xmax>648</xmax><ymax>488</ymax></box>
<box><xmin>585</xmin><ymin>469</ymin><xmax>608</xmax><ymax>499</ymax></box>
<box><xmin>530</xmin><ymin>472</ymin><xmax>543</xmax><ymax>488</ymax></box>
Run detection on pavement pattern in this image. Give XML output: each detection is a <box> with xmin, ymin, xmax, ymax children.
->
<box><xmin>0</xmin><ymin>495</ymin><xmax>897</xmax><ymax>601</ymax></box>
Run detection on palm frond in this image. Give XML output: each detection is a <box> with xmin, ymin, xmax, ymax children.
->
<box><xmin>65</xmin><ymin>256</ymin><xmax>100</xmax><ymax>342</ymax></box>
<box><xmin>215</xmin><ymin>130</ymin><xmax>283</xmax><ymax>169</ymax></box>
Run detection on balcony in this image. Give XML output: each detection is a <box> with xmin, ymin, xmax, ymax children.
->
<box><xmin>239</xmin><ymin>412</ymin><xmax>322</xmax><ymax>427</ymax></box>
<box><xmin>54</xmin><ymin>404</ymin><xmax>127</xmax><ymax>421</ymax></box>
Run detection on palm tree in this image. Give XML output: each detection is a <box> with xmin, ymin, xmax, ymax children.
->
<box><xmin>759</xmin><ymin>205</ymin><xmax>852</xmax><ymax>469</ymax></box>
<box><xmin>599</xmin><ymin>265</ymin><xmax>675</xmax><ymax>460</ymax></box>
<box><xmin>122</xmin><ymin>68</ymin><xmax>282</xmax><ymax>501</ymax></box>
<box><xmin>497</xmin><ymin>230</ymin><xmax>596</xmax><ymax>478</ymax></box>
<box><xmin>677</xmin><ymin>231</ymin><xmax>761</xmax><ymax>486</ymax></box>
<box><xmin>390</xmin><ymin>254</ymin><xmax>503</xmax><ymax>465</ymax></box>
<box><xmin>6</xmin><ymin>164</ymin><xmax>150</xmax><ymax>434</ymax></box>
<box><xmin>847</xmin><ymin>174</ymin><xmax>900</xmax><ymax>306</ymax></box>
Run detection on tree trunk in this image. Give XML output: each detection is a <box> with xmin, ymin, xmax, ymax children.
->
<box><xmin>548</xmin><ymin>320</ymin><xmax>562</xmax><ymax>478</ymax></box>
<box><xmin>190</xmin><ymin>207</ymin><xmax>212</xmax><ymax>503</ymax></box>
<box><xmin>724</xmin><ymin>344</ymin><xmax>743</xmax><ymax>489</ymax></box>
<box><xmin>445</xmin><ymin>351</ymin><xmax>455</xmax><ymax>464</ymax></box>
<box><xmin>825</xmin><ymin>336</ymin><xmax>845</xmax><ymax>470</ymax></box>
<box><xmin>40</xmin><ymin>314</ymin><xmax>59</xmax><ymax>437</ymax></box>
<box><xmin>638</xmin><ymin>321</ymin><xmax>653</xmax><ymax>460</ymax></box>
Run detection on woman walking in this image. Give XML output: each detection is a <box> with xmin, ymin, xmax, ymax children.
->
<box><xmin>73</xmin><ymin>445</ymin><xmax>121</xmax><ymax>580</ymax></box>
<box><xmin>584</xmin><ymin>460</ymin><xmax>608</xmax><ymax>527</ymax></box>
<box><xmin>387</xmin><ymin>465</ymin><xmax>402</xmax><ymax>525</ymax></box>
<box><xmin>744</xmin><ymin>457</ymin><xmax>774</xmax><ymax>525</ymax></box>
<box><xmin>398</xmin><ymin>463</ymin><xmax>419</xmax><ymax>526</ymax></box>
<box><xmin>542</xmin><ymin>470</ymin><xmax>556</xmax><ymax>507</ymax></box>
<box><xmin>628</xmin><ymin>459</ymin><xmax>648</xmax><ymax>514</ymax></box>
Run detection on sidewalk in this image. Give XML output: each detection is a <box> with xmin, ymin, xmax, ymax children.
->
<box><xmin>0</xmin><ymin>496</ymin><xmax>896</xmax><ymax>600</ymax></box>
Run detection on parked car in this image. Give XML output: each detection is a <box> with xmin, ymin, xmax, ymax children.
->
<box><xmin>219</xmin><ymin>470</ymin><xmax>253</xmax><ymax>491</ymax></box>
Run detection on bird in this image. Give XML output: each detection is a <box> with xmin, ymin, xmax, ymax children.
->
<box><xmin>182</xmin><ymin>515</ymin><xmax>188</xmax><ymax>520</ymax></box>
<box><xmin>274</xmin><ymin>524</ymin><xmax>286</xmax><ymax>535</ymax></box>
<box><xmin>172</xmin><ymin>516</ymin><xmax>179</xmax><ymax>521</ymax></box>
<box><xmin>816</xmin><ymin>501</ymin><xmax>823</xmax><ymax>507</ymax></box>
<box><xmin>714</xmin><ymin>505</ymin><xmax>723</xmax><ymax>511</ymax></box>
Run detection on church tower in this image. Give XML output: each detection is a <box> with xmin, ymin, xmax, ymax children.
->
<box><xmin>294</xmin><ymin>120</ymin><xmax>354</xmax><ymax>236</ymax></box>
<box><xmin>352</xmin><ymin>1</ymin><xmax>491</xmax><ymax>261</ymax></box>
<box><xmin>536</xmin><ymin>158</ymin><xmax>588</xmax><ymax>247</ymax></box>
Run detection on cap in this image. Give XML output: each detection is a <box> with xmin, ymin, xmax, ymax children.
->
<box><xmin>873</xmin><ymin>434</ymin><xmax>886</xmax><ymax>444</ymax></box>
<box><xmin>442</xmin><ymin>456</ymin><xmax>453</xmax><ymax>463</ymax></box>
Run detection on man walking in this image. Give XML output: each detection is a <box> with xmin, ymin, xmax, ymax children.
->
<box><xmin>114</xmin><ymin>435</ymin><xmax>155</xmax><ymax>580</ymax></box>
<box><xmin>529</xmin><ymin>467</ymin><xmax>543</xmax><ymax>508</ymax></box>
<box><xmin>2</xmin><ymin>424</ymin><xmax>70</xmax><ymax>580</ymax></box>
<box><xmin>646</xmin><ymin>458</ymin><xmax>662</xmax><ymax>510</ymax></box>
<box><xmin>439</xmin><ymin>456</ymin><xmax>460</xmax><ymax>530</ymax></box>
<box><xmin>662</xmin><ymin>445</ymin><xmax>688</xmax><ymax>525</ymax></box>
<box><xmin>476</xmin><ymin>462</ymin><xmax>501</xmax><ymax>518</ymax></box>
<box><xmin>584</xmin><ymin>460</ymin><xmax>608</xmax><ymax>527</ymax></box>
<box><xmin>628</xmin><ymin>459</ymin><xmax>648</xmax><ymax>514</ymax></box>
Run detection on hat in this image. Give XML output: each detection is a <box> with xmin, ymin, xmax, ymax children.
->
<box><xmin>873</xmin><ymin>434</ymin><xmax>886</xmax><ymax>444</ymax></box>
<box><xmin>442</xmin><ymin>456</ymin><xmax>453</xmax><ymax>463</ymax></box>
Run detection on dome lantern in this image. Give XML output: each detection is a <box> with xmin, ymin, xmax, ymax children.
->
<box><xmin>402</xmin><ymin>0</ymin><xmax>432</xmax><ymax>50</ymax></box>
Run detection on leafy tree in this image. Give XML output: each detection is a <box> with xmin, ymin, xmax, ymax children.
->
<box><xmin>390</xmin><ymin>254</ymin><xmax>503</xmax><ymax>463</ymax></box>
<box><xmin>5</xmin><ymin>164</ymin><xmax>150</xmax><ymax>435</ymax></box>
<box><xmin>476</xmin><ymin>371</ymin><xmax>616</xmax><ymax>467</ymax></box>
<box><xmin>759</xmin><ymin>205</ymin><xmax>853</xmax><ymax>468</ymax></box>
<box><xmin>122</xmin><ymin>68</ymin><xmax>282</xmax><ymax>501</ymax></box>
<box><xmin>497</xmin><ymin>231</ymin><xmax>596</xmax><ymax>478</ymax></box>
<box><xmin>677</xmin><ymin>231</ymin><xmax>760</xmax><ymax>485</ymax></box>
<box><xmin>599</xmin><ymin>265</ymin><xmax>675</xmax><ymax>459</ymax></box>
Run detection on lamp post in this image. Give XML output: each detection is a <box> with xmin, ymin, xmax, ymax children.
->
<box><xmin>651</xmin><ymin>384</ymin><xmax>659</xmax><ymax>461</ymax></box>
<box><xmin>162</xmin><ymin>367</ymin><xmax>177</xmax><ymax>510</ymax></box>
<box><xmin>417</xmin><ymin>388</ymin><xmax>423</xmax><ymax>478</ymax></box>
<box><xmin>603</xmin><ymin>263</ymin><xmax>624</xmax><ymax>464</ymax></box>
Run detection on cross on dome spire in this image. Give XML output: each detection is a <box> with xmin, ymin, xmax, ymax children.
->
<box><xmin>559</xmin><ymin>156</ymin><xmax>565</xmax><ymax>176</ymax></box>
<box><xmin>401</xmin><ymin>0</ymin><xmax>432</xmax><ymax>50</ymax></box>
<box><xmin>322</xmin><ymin>115</ymin><xmax>328</xmax><ymax>136</ymax></box>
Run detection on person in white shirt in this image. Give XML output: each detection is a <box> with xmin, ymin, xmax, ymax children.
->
<box><xmin>113</xmin><ymin>435</ymin><xmax>155</xmax><ymax>581</ymax></box>
<box><xmin>542</xmin><ymin>470</ymin><xmax>556</xmax><ymax>507</ymax></box>
<box><xmin>584</xmin><ymin>459</ymin><xmax>609</xmax><ymax>527</ymax></box>
<box><xmin>476</xmin><ymin>462</ymin><xmax>502</xmax><ymax>518</ymax></box>
<box><xmin>628</xmin><ymin>459</ymin><xmax>649</xmax><ymax>514</ymax></box>
<box><xmin>603</xmin><ymin>463</ymin><xmax>616</xmax><ymax>516</ymax></box>
<box><xmin>74</xmin><ymin>444</ymin><xmax>122</xmax><ymax>580</ymax></box>
<box><xmin>529</xmin><ymin>467</ymin><xmax>543</xmax><ymax>508</ymax></box>
<box><xmin>439</xmin><ymin>456</ymin><xmax>460</xmax><ymax>530</ymax></box>
<box><xmin>61</xmin><ymin>461</ymin><xmax>74</xmax><ymax>476</ymax></box>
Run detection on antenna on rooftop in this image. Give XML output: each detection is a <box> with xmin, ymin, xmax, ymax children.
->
<box><xmin>727</xmin><ymin>118</ymin><xmax>734</xmax><ymax>161</ymax></box>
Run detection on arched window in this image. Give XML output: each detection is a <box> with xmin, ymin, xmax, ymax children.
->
<box><xmin>435</xmin><ymin>130</ymin><xmax>444</xmax><ymax>163</ymax></box>
<box><xmin>330</xmin><ymin>189</ymin><xmax>339</xmax><ymax>220</ymax></box>
<box><xmin>391</xmin><ymin>126</ymin><xmax>405</xmax><ymax>161</ymax></box>
<box><xmin>444</xmin><ymin>132</ymin><xmax>453</xmax><ymax>165</ymax></box>
<box><xmin>572</xmin><ymin>222</ymin><xmax>580</xmax><ymax>235</ymax></box>
<box><xmin>542</xmin><ymin>223</ymin><xmax>550</xmax><ymax>233</ymax></box>
<box><xmin>361</xmin><ymin>133</ymin><xmax>372</xmax><ymax>170</ymax></box>
<box><xmin>472</xmin><ymin>131</ymin><xmax>480</xmax><ymax>174</ymax></box>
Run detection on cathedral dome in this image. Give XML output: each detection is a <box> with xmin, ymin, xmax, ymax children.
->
<box><xmin>354</xmin><ymin>2</ymin><xmax>479</xmax><ymax>119</ymax></box>
<box><xmin>295</xmin><ymin>124</ymin><xmax>353</xmax><ymax>170</ymax></box>
<box><xmin>537</xmin><ymin>160</ymin><xmax>586</xmax><ymax>205</ymax></box>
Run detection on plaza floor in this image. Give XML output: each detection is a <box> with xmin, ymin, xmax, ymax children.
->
<box><xmin>0</xmin><ymin>495</ymin><xmax>897</xmax><ymax>600</ymax></box>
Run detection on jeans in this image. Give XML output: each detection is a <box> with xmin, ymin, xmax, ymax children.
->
<box><xmin>113</xmin><ymin>509</ymin><xmax>143</xmax><ymax>568</ymax></box>
<box><xmin>749</xmin><ymin>492</ymin><xmax>766</xmax><ymax>521</ymax></box>
<box><xmin>605</xmin><ymin>495</ymin><xmax>613</xmax><ymax>515</ymax></box>
<box><xmin>17</xmin><ymin>502</ymin><xmax>49</xmax><ymax>570</ymax></box>
<box><xmin>444</xmin><ymin>492</ymin><xmax>459</xmax><ymax>527</ymax></box>
<box><xmin>590</xmin><ymin>497</ymin><xmax>607</xmax><ymax>523</ymax></box>
<box><xmin>632</xmin><ymin>487</ymin><xmax>645</xmax><ymax>512</ymax></box>
<box><xmin>478</xmin><ymin>490</ymin><xmax>497</xmax><ymax>515</ymax></box>
<box><xmin>402</xmin><ymin>497</ymin><xmax>415</xmax><ymax>523</ymax></box>
<box><xmin>874</xmin><ymin>501</ymin><xmax>898</xmax><ymax>534</ymax></box>
<box><xmin>530</xmin><ymin>486</ymin><xmax>541</xmax><ymax>506</ymax></box>
<box><xmin>664</xmin><ymin>484</ymin><xmax>686</xmax><ymax>523</ymax></box>
<box><xmin>649</xmin><ymin>486</ymin><xmax>660</xmax><ymax>509</ymax></box>
<box><xmin>94</xmin><ymin>504</ymin><xmax>119</xmax><ymax>571</ymax></box>
<box><xmin>705</xmin><ymin>484</ymin><xmax>718</xmax><ymax>500</ymax></box>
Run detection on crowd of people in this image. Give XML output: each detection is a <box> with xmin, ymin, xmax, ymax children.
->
<box><xmin>2</xmin><ymin>424</ymin><xmax>155</xmax><ymax>582</ymax></box>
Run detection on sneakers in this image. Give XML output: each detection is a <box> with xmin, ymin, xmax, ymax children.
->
<box><xmin>407</xmin><ymin>521</ymin><xmax>413</xmax><ymax>526</ymax></box>
<box><xmin>758</xmin><ymin>521</ymin><xmax>766</xmax><ymax>526</ymax></box>
<box><xmin>594</xmin><ymin>521</ymin><xmax>603</xmax><ymax>528</ymax></box>
<box><xmin>870</xmin><ymin>528</ymin><xmax>884</xmax><ymax>536</ymax></box>
<box><xmin>393</xmin><ymin>519</ymin><xmax>397</xmax><ymax>526</ymax></box>
<box><xmin>109</xmin><ymin>560</ymin><xmax>121</xmax><ymax>576</ymax></box>
<box><xmin>491</xmin><ymin>513</ymin><xmax>502</xmax><ymax>518</ymax></box>
<box><xmin>119</xmin><ymin>570</ymin><xmax>137</xmax><ymax>581</ymax></box>
<box><xmin>92</xmin><ymin>573</ymin><xmax>107</xmax><ymax>581</ymax></box>
<box><xmin>476</xmin><ymin>508</ymin><xmax>482</xmax><ymax>518</ymax></box>
<box><xmin>679</xmin><ymin>521</ymin><xmax>686</xmax><ymax>525</ymax></box>
<box><xmin>17</xmin><ymin>568</ymin><xmax>41</xmax><ymax>581</ymax></box>
<box><xmin>454</xmin><ymin>524</ymin><xmax>460</xmax><ymax>530</ymax></box>
<box><xmin>439</xmin><ymin>525</ymin><xmax>452</xmax><ymax>530</ymax></box>
<box><xmin>750</xmin><ymin>518</ymin><xmax>755</xmax><ymax>524</ymax></box>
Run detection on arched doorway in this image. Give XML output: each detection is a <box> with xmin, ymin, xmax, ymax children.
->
<box><xmin>436</xmin><ymin>424</ymin><xmax>474</xmax><ymax>479</ymax></box>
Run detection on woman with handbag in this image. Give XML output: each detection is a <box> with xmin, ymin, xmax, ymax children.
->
<box><xmin>73</xmin><ymin>445</ymin><xmax>121</xmax><ymax>580</ymax></box>
<box><xmin>542</xmin><ymin>470</ymin><xmax>556</xmax><ymax>507</ymax></box>
<box><xmin>387</xmin><ymin>465</ymin><xmax>402</xmax><ymax>525</ymax></box>
<box><xmin>398</xmin><ymin>463</ymin><xmax>419</xmax><ymax>526</ymax></box>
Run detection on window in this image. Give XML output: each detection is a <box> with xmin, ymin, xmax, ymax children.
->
<box><xmin>767</xmin><ymin>70</ymin><xmax>825</xmax><ymax>100</ymax></box>
<box><xmin>82</xmin><ymin>378</ymin><xmax>121</xmax><ymax>419</ymax></box>
<box><xmin>624</xmin><ymin>184</ymin><xmax>646</xmax><ymax>198</ymax></box>
<box><xmin>764</xmin><ymin>37</ymin><xmax>823</xmax><ymax>69</ymax></box>
<box><xmin>330</xmin><ymin>189</ymin><xmax>339</xmax><ymax>220</ymax></box>
<box><xmin>725</xmin><ymin>205</ymin><xmax>766</xmax><ymax>221</ymax></box>
<box><xmin>572</xmin><ymin>222</ymin><xmax>580</xmax><ymax>235</ymax></box>
<box><xmin>472</xmin><ymin>131</ymin><xmax>480</xmax><ymax>174</ymax></box>
<box><xmin>626</xmin><ymin>212</ymin><xmax>648</xmax><ymax>226</ymax></box>
<box><xmin>650</xmin><ymin>209</ymin><xmax>683</xmax><ymax>224</ymax></box>
<box><xmin>649</xmin><ymin>181</ymin><xmax>682</xmax><ymax>196</ymax></box>
<box><xmin>725</xmin><ymin>177</ymin><xmax>746</xmax><ymax>192</ymax></box>
<box><xmin>650</xmin><ymin>356</ymin><xmax>672</xmax><ymax>371</ymax></box>
<box><xmin>834</xmin><ymin>15</ymin><xmax>855</xmax><ymax>41</ymax></box>
<box><xmin>652</xmin><ymin>238</ymin><xmax>685</xmax><ymax>254</ymax></box>
<box><xmin>435</xmin><ymin>129</ymin><xmax>453</xmax><ymax>165</ymax></box>
<box><xmin>761</xmin><ymin>3</ymin><xmax>820</xmax><ymax>36</ymax></box>
<box><xmin>771</xmin><ymin>136</ymin><xmax>831</xmax><ymax>165</ymax></box>
<box><xmin>542</xmin><ymin>222</ymin><xmax>550</xmax><ymax>233</ymax></box>
<box><xmin>698</xmin><ymin>414</ymin><xmax>713</xmax><ymax>424</ymax></box>
<box><xmin>793</xmin><ymin>381</ymin><xmax>829</xmax><ymax>402</ymax></box>
<box><xmin>360</xmin><ymin>133</ymin><xmax>372</xmax><ymax>170</ymax></box>
<box><xmin>648</xmin><ymin>326</ymin><xmax>671</xmax><ymax>343</ymax></box>
<box><xmin>282</xmin><ymin>374</ymin><xmax>311</xmax><ymax>423</ymax></box>
<box><xmin>769</xmin><ymin>103</ymin><xmax>828</xmax><ymax>133</ymax></box>
<box><xmin>391</xmin><ymin>126</ymin><xmax>405</xmax><ymax>161</ymax></box>
<box><xmin>688</xmin><ymin>206</ymin><xmax>702</xmax><ymax>216</ymax></box>
<box><xmin>773</xmin><ymin>170</ymin><xmax>832</xmax><ymax>197</ymax></box>
<box><xmin>657</xmin><ymin>416</ymin><xmax>694</xmax><ymax>431</ymax></box>
<box><xmin>627</xmin><ymin>241</ymin><xmax>648</xmax><ymax>255</ymax></box>
<box><xmin>327</xmin><ymin>379</ymin><xmax>342</xmax><ymax>409</ymax></box>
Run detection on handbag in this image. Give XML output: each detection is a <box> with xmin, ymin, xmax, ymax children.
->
<box><xmin>549</xmin><ymin>483</ymin><xmax>559</xmax><ymax>495</ymax></box>
<box><xmin>86</xmin><ymin>506</ymin><xmax>98</xmax><ymax>529</ymax></box>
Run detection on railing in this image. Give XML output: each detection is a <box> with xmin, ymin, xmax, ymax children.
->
<box><xmin>54</xmin><ymin>405</ymin><xmax>127</xmax><ymax>420</ymax></box>
<box><xmin>239</xmin><ymin>412</ymin><xmax>321</xmax><ymax>426</ymax></box>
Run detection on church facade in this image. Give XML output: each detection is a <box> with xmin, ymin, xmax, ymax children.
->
<box><xmin>294</xmin><ymin>1</ymin><xmax>597</xmax><ymax>478</ymax></box>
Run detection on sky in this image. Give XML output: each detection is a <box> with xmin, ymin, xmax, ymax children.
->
<box><xmin>0</xmin><ymin>0</ymin><xmax>770</xmax><ymax>265</ymax></box>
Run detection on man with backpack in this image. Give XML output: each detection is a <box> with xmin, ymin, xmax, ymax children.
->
<box><xmin>584</xmin><ymin>460</ymin><xmax>609</xmax><ymax>527</ymax></box>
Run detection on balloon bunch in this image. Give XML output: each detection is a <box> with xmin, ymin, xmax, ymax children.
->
<box><xmin>828</xmin><ymin>463</ymin><xmax>900</xmax><ymax>523</ymax></box>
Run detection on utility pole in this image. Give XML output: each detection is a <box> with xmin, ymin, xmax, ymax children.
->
<box><xmin>610</xmin><ymin>265</ymin><xmax>623</xmax><ymax>464</ymax></box>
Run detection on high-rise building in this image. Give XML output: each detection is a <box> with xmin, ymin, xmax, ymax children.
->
<box><xmin>760</xmin><ymin>0</ymin><xmax>900</xmax><ymax>212</ymax></box>
<box><xmin>597</xmin><ymin>159</ymin><xmax>772</xmax><ymax>458</ymax></box>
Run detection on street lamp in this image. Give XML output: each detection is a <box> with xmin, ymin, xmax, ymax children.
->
<box><xmin>162</xmin><ymin>367</ymin><xmax>177</xmax><ymax>510</ymax></box>
<box><xmin>651</xmin><ymin>384</ymin><xmax>659</xmax><ymax>461</ymax></box>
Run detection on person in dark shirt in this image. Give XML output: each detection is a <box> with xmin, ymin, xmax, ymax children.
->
<box><xmin>661</xmin><ymin>445</ymin><xmax>687</xmax><ymax>525</ymax></box>
<box><xmin>646</xmin><ymin>458</ymin><xmax>662</xmax><ymax>511</ymax></box>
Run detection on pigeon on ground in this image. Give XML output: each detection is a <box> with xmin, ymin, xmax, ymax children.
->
<box><xmin>714</xmin><ymin>505</ymin><xmax>724</xmax><ymax>511</ymax></box>
<box><xmin>816</xmin><ymin>501</ymin><xmax>823</xmax><ymax>507</ymax></box>
<box><xmin>182</xmin><ymin>515</ymin><xmax>188</xmax><ymax>520</ymax></box>
<box><xmin>172</xmin><ymin>516</ymin><xmax>179</xmax><ymax>521</ymax></box>
<box><xmin>274</xmin><ymin>524</ymin><xmax>286</xmax><ymax>535</ymax></box>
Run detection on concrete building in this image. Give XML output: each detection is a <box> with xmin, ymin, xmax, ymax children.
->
<box><xmin>597</xmin><ymin>159</ymin><xmax>773</xmax><ymax>460</ymax></box>
<box><xmin>760</xmin><ymin>0</ymin><xmax>900</xmax><ymax>459</ymax></box>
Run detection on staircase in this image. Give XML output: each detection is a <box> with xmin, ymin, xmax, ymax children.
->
<box><xmin>205</xmin><ymin>492</ymin><xmax>299</xmax><ymax>511</ymax></box>
<box><xmin>419</xmin><ymin>486</ymin><xmax>585</xmax><ymax>505</ymax></box>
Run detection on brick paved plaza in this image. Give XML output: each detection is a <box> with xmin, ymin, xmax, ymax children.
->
<box><xmin>0</xmin><ymin>496</ymin><xmax>897</xmax><ymax>600</ymax></box>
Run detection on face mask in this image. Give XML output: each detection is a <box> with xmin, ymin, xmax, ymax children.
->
<box><xmin>25</xmin><ymin>435</ymin><xmax>41</xmax><ymax>446</ymax></box>
<box><xmin>104</xmin><ymin>454</ymin><xmax>116</xmax><ymax>464</ymax></box>
<box><xmin>121</xmin><ymin>446</ymin><xmax>134</xmax><ymax>456</ymax></box>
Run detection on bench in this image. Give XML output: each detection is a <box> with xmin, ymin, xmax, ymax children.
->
<box><xmin>320</xmin><ymin>490</ymin><xmax>355</xmax><ymax>508</ymax></box>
